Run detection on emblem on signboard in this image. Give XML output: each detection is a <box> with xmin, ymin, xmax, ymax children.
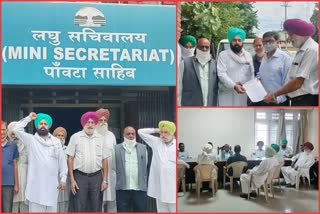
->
<box><xmin>74</xmin><ymin>7</ymin><xmax>106</xmax><ymax>27</ymax></box>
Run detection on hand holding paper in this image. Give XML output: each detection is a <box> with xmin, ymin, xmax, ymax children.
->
<box><xmin>243</xmin><ymin>78</ymin><xmax>267</xmax><ymax>102</ymax></box>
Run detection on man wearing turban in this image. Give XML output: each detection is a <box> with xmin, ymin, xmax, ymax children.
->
<box><xmin>264</xmin><ymin>18</ymin><xmax>318</xmax><ymax>106</ymax></box>
<box><xmin>179</xmin><ymin>35</ymin><xmax>196</xmax><ymax>59</ymax></box>
<box><xmin>279</xmin><ymin>139</ymin><xmax>293</xmax><ymax>158</ymax></box>
<box><xmin>138</xmin><ymin>120</ymin><xmax>176</xmax><ymax>212</ymax></box>
<box><xmin>12</xmin><ymin>112</ymin><xmax>67</xmax><ymax>212</ymax></box>
<box><xmin>239</xmin><ymin>146</ymin><xmax>278</xmax><ymax>198</ymax></box>
<box><xmin>217</xmin><ymin>27</ymin><xmax>254</xmax><ymax>106</ymax></box>
<box><xmin>271</xmin><ymin>143</ymin><xmax>285</xmax><ymax>166</ymax></box>
<box><xmin>66</xmin><ymin>111</ymin><xmax>112</xmax><ymax>212</ymax></box>
<box><xmin>281</xmin><ymin>142</ymin><xmax>315</xmax><ymax>187</ymax></box>
<box><xmin>179</xmin><ymin>37</ymin><xmax>218</xmax><ymax>106</ymax></box>
<box><xmin>95</xmin><ymin>108</ymin><xmax>117</xmax><ymax>212</ymax></box>
<box><xmin>53</xmin><ymin>127</ymin><xmax>70</xmax><ymax>212</ymax></box>
<box><xmin>8</xmin><ymin>122</ymin><xmax>29</xmax><ymax>212</ymax></box>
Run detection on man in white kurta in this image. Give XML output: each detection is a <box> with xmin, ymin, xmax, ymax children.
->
<box><xmin>13</xmin><ymin>112</ymin><xmax>67</xmax><ymax>212</ymax></box>
<box><xmin>8</xmin><ymin>121</ymin><xmax>29</xmax><ymax>212</ymax></box>
<box><xmin>138</xmin><ymin>120</ymin><xmax>176</xmax><ymax>212</ymax></box>
<box><xmin>271</xmin><ymin>144</ymin><xmax>285</xmax><ymax>166</ymax></box>
<box><xmin>217</xmin><ymin>27</ymin><xmax>254</xmax><ymax>106</ymax></box>
<box><xmin>281</xmin><ymin>142</ymin><xmax>315</xmax><ymax>186</ymax></box>
<box><xmin>96</xmin><ymin>108</ymin><xmax>117</xmax><ymax>212</ymax></box>
<box><xmin>240</xmin><ymin>146</ymin><xmax>278</xmax><ymax>198</ymax></box>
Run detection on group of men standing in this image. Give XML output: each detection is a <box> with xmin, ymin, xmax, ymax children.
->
<box><xmin>2</xmin><ymin>109</ymin><xmax>176</xmax><ymax>212</ymax></box>
<box><xmin>178</xmin><ymin>18</ymin><xmax>318</xmax><ymax>106</ymax></box>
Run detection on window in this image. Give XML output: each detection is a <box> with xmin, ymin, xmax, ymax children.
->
<box><xmin>254</xmin><ymin>109</ymin><xmax>300</xmax><ymax>150</ymax></box>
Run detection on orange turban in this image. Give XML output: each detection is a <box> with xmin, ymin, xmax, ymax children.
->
<box><xmin>96</xmin><ymin>108</ymin><xmax>110</xmax><ymax>121</ymax></box>
<box><xmin>53</xmin><ymin>127</ymin><xmax>67</xmax><ymax>138</ymax></box>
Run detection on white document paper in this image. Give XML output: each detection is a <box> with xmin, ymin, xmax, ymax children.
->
<box><xmin>243</xmin><ymin>78</ymin><xmax>267</xmax><ymax>102</ymax></box>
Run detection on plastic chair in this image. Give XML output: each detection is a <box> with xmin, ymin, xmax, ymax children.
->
<box><xmin>223</xmin><ymin>161</ymin><xmax>248</xmax><ymax>192</ymax></box>
<box><xmin>295</xmin><ymin>160</ymin><xmax>315</xmax><ymax>189</ymax></box>
<box><xmin>178</xmin><ymin>164</ymin><xmax>187</xmax><ymax>195</ymax></box>
<box><xmin>194</xmin><ymin>164</ymin><xmax>217</xmax><ymax>199</ymax></box>
<box><xmin>272</xmin><ymin>162</ymin><xmax>284</xmax><ymax>188</ymax></box>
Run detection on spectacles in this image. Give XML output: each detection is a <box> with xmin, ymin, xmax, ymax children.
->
<box><xmin>262</xmin><ymin>39</ymin><xmax>276</xmax><ymax>44</ymax></box>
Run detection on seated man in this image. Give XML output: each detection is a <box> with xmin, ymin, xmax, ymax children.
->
<box><xmin>226</xmin><ymin>145</ymin><xmax>247</xmax><ymax>176</ymax></box>
<box><xmin>220</xmin><ymin>144</ymin><xmax>233</xmax><ymax>160</ymax></box>
<box><xmin>281</xmin><ymin>142</ymin><xmax>315</xmax><ymax>187</ymax></box>
<box><xmin>279</xmin><ymin>139</ymin><xmax>293</xmax><ymax>158</ymax></box>
<box><xmin>251</xmin><ymin>141</ymin><xmax>265</xmax><ymax>159</ymax></box>
<box><xmin>178</xmin><ymin>142</ymin><xmax>191</xmax><ymax>161</ymax></box>
<box><xmin>271</xmin><ymin>144</ymin><xmax>285</xmax><ymax>166</ymax></box>
<box><xmin>239</xmin><ymin>146</ymin><xmax>278</xmax><ymax>198</ymax></box>
<box><xmin>292</xmin><ymin>144</ymin><xmax>305</xmax><ymax>163</ymax></box>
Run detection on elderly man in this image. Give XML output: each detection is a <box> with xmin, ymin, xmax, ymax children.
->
<box><xmin>279</xmin><ymin>139</ymin><xmax>293</xmax><ymax>158</ymax></box>
<box><xmin>66</xmin><ymin>112</ymin><xmax>111</xmax><ymax>212</ymax></box>
<box><xmin>179</xmin><ymin>35</ymin><xmax>196</xmax><ymax>59</ymax></box>
<box><xmin>179</xmin><ymin>37</ymin><xmax>218</xmax><ymax>106</ymax></box>
<box><xmin>218</xmin><ymin>27</ymin><xmax>254</xmax><ymax>106</ymax></box>
<box><xmin>8</xmin><ymin>122</ymin><xmax>28</xmax><ymax>212</ymax></box>
<box><xmin>2</xmin><ymin>121</ymin><xmax>19</xmax><ymax>212</ymax></box>
<box><xmin>95</xmin><ymin>108</ymin><xmax>117</xmax><ymax>212</ymax></box>
<box><xmin>253</xmin><ymin>31</ymin><xmax>292</xmax><ymax>106</ymax></box>
<box><xmin>13</xmin><ymin>113</ymin><xmax>67</xmax><ymax>212</ymax></box>
<box><xmin>252</xmin><ymin>37</ymin><xmax>264</xmax><ymax>76</ymax></box>
<box><xmin>114</xmin><ymin>126</ymin><xmax>148</xmax><ymax>212</ymax></box>
<box><xmin>281</xmin><ymin>142</ymin><xmax>315</xmax><ymax>187</ymax></box>
<box><xmin>239</xmin><ymin>146</ymin><xmax>278</xmax><ymax>198</ymax></box>
<box><xmin>138</xmin><ymin>121</ymin><xmax>176</xmax><ymax>212</ymax></box>
<box><xmin>197</xmin><ymin>143</ymin><xmax>216</xmax><ymax>165</ymax></box>
<box><xmin>251</xmin><ymin>141</ymin><xmax>265</xmax><ymax>159</ymax></box>
<box><xmin>264</xmin><ymin>18</ymin><xmax>318</xmax><ymax>106</ymax></box>
<box><xmin>271</xmin><ymin>144</ymin><xmax>285</xmax><ymax>166</ymax></box>
<box><xmin>53</xmin><ymin>127</ymin><xmax>70</xmax><ymax>212</ymax></box>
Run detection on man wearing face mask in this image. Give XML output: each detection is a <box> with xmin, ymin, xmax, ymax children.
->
<box><xmin>253</xmin><ymin>31</ymin><xmax>292</xmax><ymax>106</ymax></box>
<box><xmin>114</xmin><ymin>126</ymin><xmax>148</xmax><ymax>212</ymax></box>
<box><xmin>264</xmin><ymin>18</ymin><xmax>318</xmax><ymax>106</ymax></box>
<box><xmin>95</xmin><ymin>108</ymin><xmax>117</xmax><ymax>212</ymax></box>
<box><xmin>138</xmin><ymin>121</ymin><xmax>176</xmax><ymax>212</ymax></box>
<box><xmin>252</xmin><ymin>37</ymin><xmax>264</xmax><ymax>76</ymax></box>
<box><xmin>53</xmin><ymin>127</ymin><xmax>70</xmax><ymax>212</ymax></box>
<box><xmin>217</xmin><ymin>27</ymin><xmax>254</xmax><ymax>106</ymax></box>
<box><xmin>8</xmin><ymin>121</ymin><xmax>29</xmax><ymax>212</ymax></box>
<box><xmin>180</xmin><ymin>37</ymin><xmax>218</xmax><ymax>106</ymax></box>
<box><xmin>179</xmin><ymin>35</ymin><xmax>196</xmax><ymax>60</ymax></box>
<box><xmin>66</xmin><ymin>111</ymin><xmax>111</xmax><ymax>212</ymax></box>
<box><xmin>281</xmin><ymin>142</ymin><xmax>315</xmax><ymax>187</ymax></box>
<box><xmin>13</xmin><ymin>112</ymin><xmax>67</xmax><ymax>212</ymax></box>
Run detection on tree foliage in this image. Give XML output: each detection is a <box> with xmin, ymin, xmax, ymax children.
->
<box><xmin>181</xmin><ymin>2</ymin><xmax>259</xmax><ymax>46</ymax></box>
<box><xmin>310</xmin><ymin>3</ymin><xmax>318</xmax><ymax>42</ymax></box>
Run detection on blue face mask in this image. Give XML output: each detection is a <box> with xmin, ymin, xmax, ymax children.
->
<box><xmin>264</xmin><ymin>43</ymin><xmax>277</xmax><ymax>53</ymax></box>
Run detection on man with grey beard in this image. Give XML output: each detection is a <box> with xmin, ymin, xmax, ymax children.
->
<box><xmin>264</xmin><ymin>18</ymin><xmax>318</xmax><ymax>106</ymax></box>
<box><xmin>66</xmin><ymin>111</ymin><xmax>111</xmax><ymax>212</ymax></box>
<box><xmin>95</xmin><ymin>108</ymin><xmax>117</xmax><ymax>212</ymax></box>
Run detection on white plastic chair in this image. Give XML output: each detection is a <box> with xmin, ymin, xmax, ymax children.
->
<box><xmin>223</xmin><ymin>161</ymin><xmax>248</xmax><ymax>192</ymax></box>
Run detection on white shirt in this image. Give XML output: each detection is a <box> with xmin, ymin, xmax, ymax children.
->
<box><xmin>250</xmin><ymin>157</ymin><xmax>278</xmax><ymax>188</ymax></box>
<box><xmin>217</xmin><ymin>49</ymin><xmax>254</xmax><ymax>106</ymax></box>
<box><xmin>138</xmin><ymin>128</ymin><xmax>176</xmax><ymax>203</ymax></box>
<box><xmin>123</xmin><ymin>143</ymin><xmax>139</xmax><ymax>190</ymax></box>
<box><xmin>198</xmin><ymin>62</ymin><xmax>210</xmax><ymax>106</ymax></box>
<box><xmin>287</xmin><ymin>37</ymin><xmax>318</xmax><ymax>97</ymax></box>
<box><xmin>251</xmin><ymin>149</ymin><xmax>265</xmax><ymax>159</ymax></box>
<box><xmin>14</xmin><ymin>116</ymin><xmax>67</xmax><ymax>207</ymax></box>
<box><xmin>66</xmin><ymin>130</ymin><xmax>111</xmax><ymax>174</ymax></box>
<box><xmin>279</xmin><ymin>146</ymin><xmax>293</xmax><ymax>157</ymax></box>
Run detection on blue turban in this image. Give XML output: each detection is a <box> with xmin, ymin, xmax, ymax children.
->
<box><xmin>227</xmin><ymin>27</ymin><xmax>246</xmax><ymax>43</ymax></box>
<box><xmin>34</xmin><ymin>113</ymin><xmax>53</xmax><ymax>128</ymax></box>
<box><xmin>281</xmin><ymin>139</ymin><xmax>288</xmax><ymax>144</ymax></box>
<box><xmin>179</xmin><ymin>35</ymin><xmax>197</xmax><ymax>47</ymax></box>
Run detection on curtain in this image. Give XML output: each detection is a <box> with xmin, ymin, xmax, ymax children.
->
<box><xmin>276</xmin><ymin>109</ymin><xmax>286</xmax><ymax>145</ymax></box>
<box><xmin>293</xmin><ymin>110</ymin><xmax>309</xmax><ymax>154</ymax></box>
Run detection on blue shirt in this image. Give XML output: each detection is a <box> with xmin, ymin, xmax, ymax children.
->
<box><xmin>257</xmin><ymin>49</ymin><xmax>292</xmax><ymax>103</ymax></box>
<box><xmin>2</xmin><ymin>140</ymin><xmax>19</xmax><ymax>186</ymax></box>
<box><xmin>226</xmin><ymin>153</ymin><xmax>247</xmax><ymax>176</ymax></box>
<box><xmin>178</xmin><ymin>150</ymin><xmax>190</xmax><ymax>161</ymax></box>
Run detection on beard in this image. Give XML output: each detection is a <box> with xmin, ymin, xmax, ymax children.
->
<box><xmin>96</xmin><ymin>123</ymin><xmax>109</xmax><ymax>136</ymax></box>
<box><xmin>292</xmin><ymin>37</ymin><xmax>305</xmax><ymax>48</ymax></box>
<box><xmin>84</xmin><ymin>127</ymin><xmax>95</xmax><ymax>136</ymax></box>
<box><xmin>36</xmin><ymin>127</ymin><xmax>49</xmax><ymax>136</ymax></box>
<box><xmin>161</xmin><ymin>135</ymin><xmax>173</xmax><ymax>143</ymax></box>
<box><xmin>230</xmin><ymin>44</ymin><xmax>243</xmax><ymax>54</ymax></box>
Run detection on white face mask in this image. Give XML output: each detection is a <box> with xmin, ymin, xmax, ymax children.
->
<box><xmin>264</xmin><ymin>43</ymin><xmax>277</xmax><ymax>53</ymax></box>
<box><xmin>196</xmin><ymin>48</ymin><xmax>211</xmax><ymax>65</ymax></box>
<box><xmin>124</xmin><ymin>136</ymin><xmax>136</xmax><ymax>144</ymax></box>
<box><xmin>180</xmin><ymin>45</ymin><xmax>195</xmax><ymax>59</ymax></box>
